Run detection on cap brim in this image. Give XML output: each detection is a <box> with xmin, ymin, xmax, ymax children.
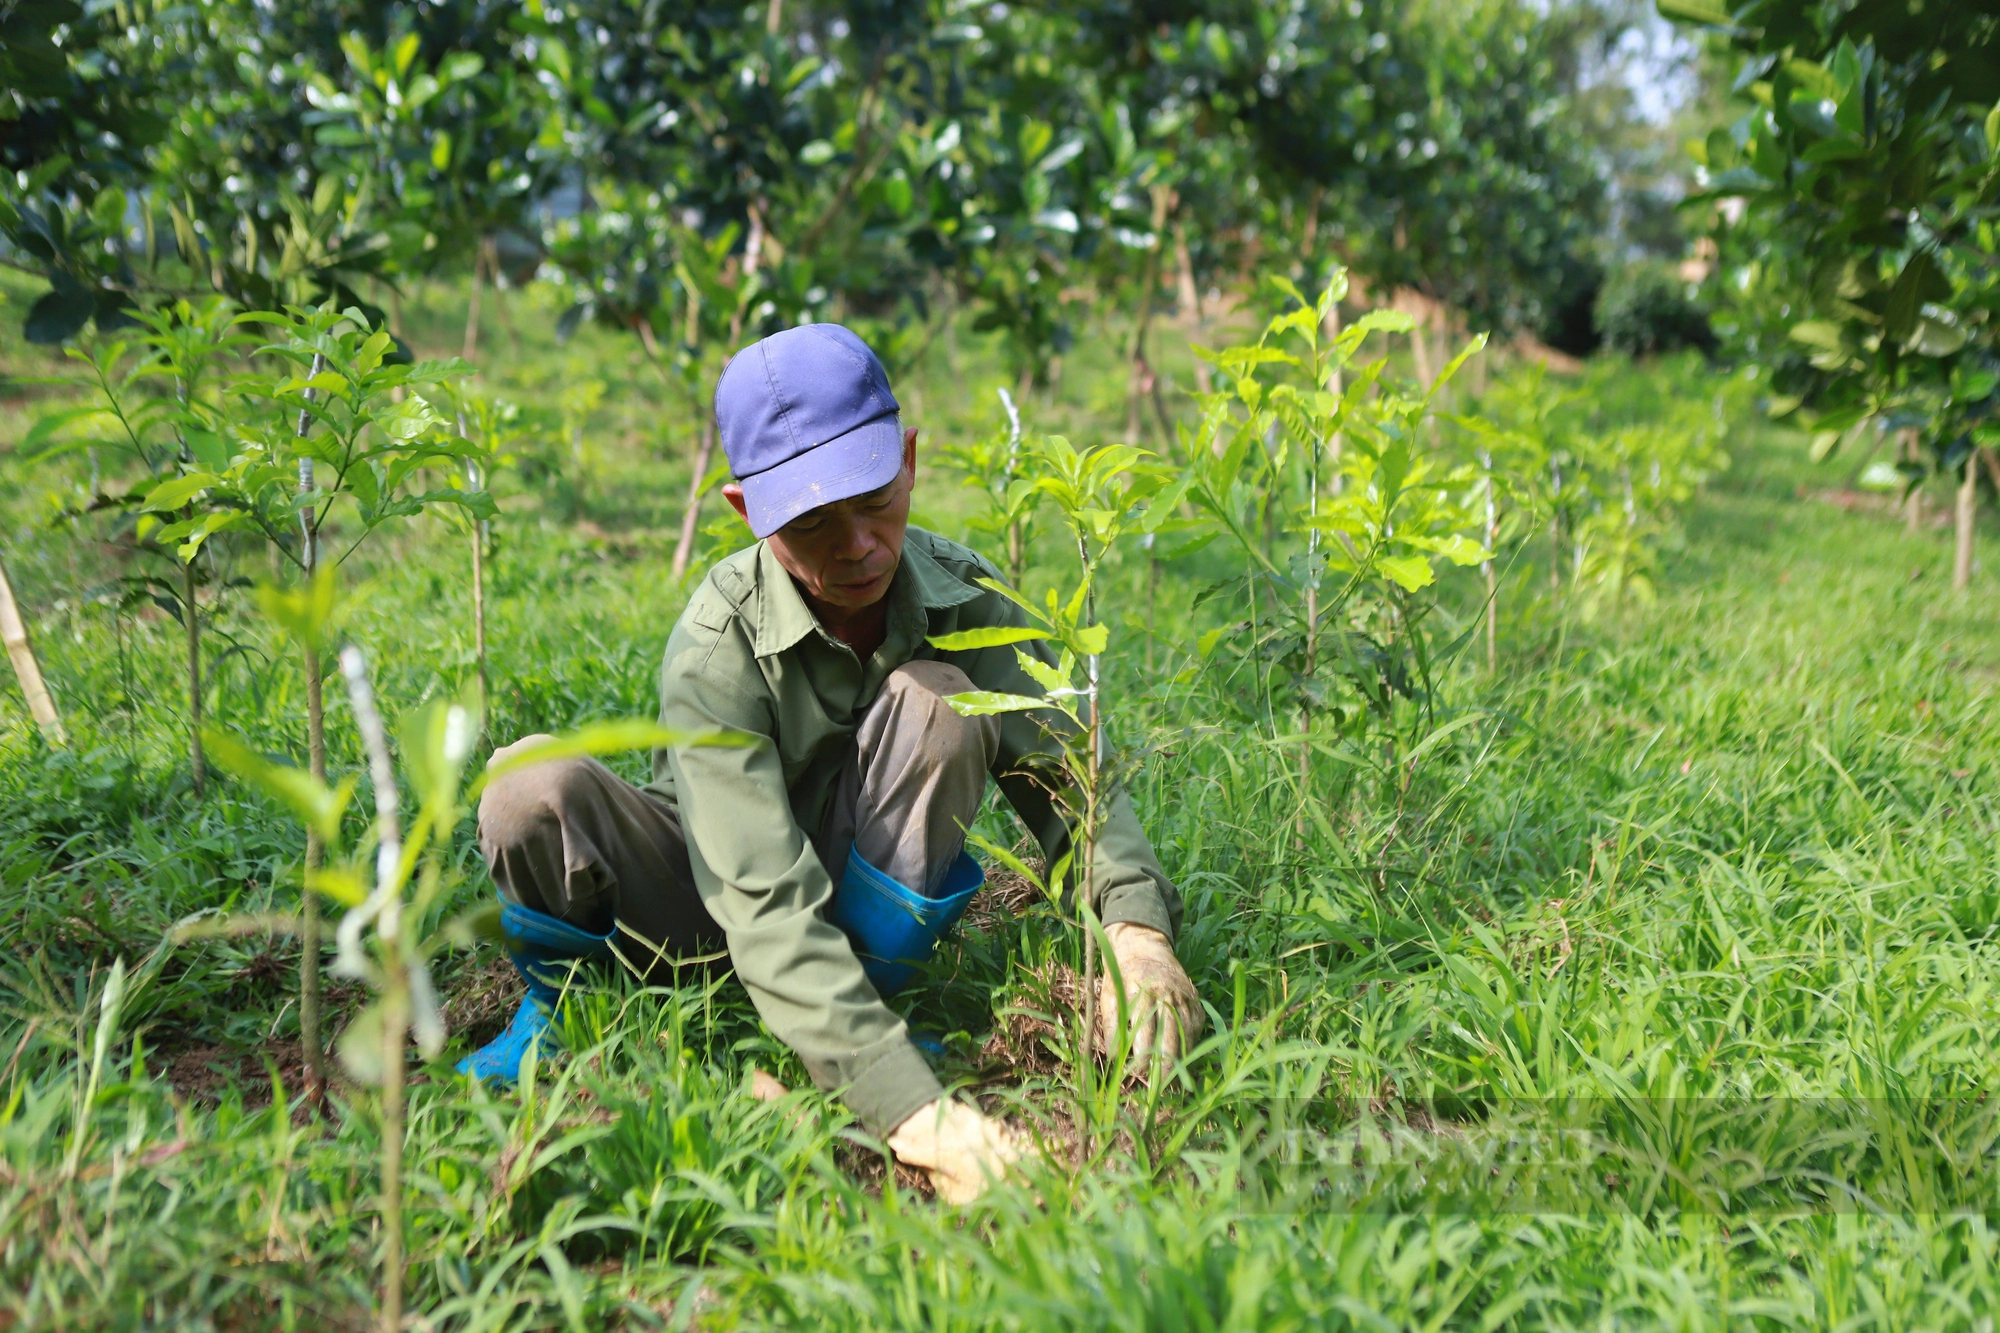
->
<box><xmin>738</xmin><ymin>413</ymin><xmax>903</xmax><ymax>539</ymax></box>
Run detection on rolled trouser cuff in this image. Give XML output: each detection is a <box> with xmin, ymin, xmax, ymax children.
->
<box><xmin>501</xmin><ymin>898</ymin><xmax>615</xmax><ymax>1005</ymax></box>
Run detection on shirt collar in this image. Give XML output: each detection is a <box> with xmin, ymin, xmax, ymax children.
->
<box><xmin>751</xmin><ymin>532</ymin><xmax>981</xmax><ymax>659</ymax></box>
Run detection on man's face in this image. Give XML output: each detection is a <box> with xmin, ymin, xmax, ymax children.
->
<box><xmin>725</xmin><ymin>428</ymin><xmax>918</xmax><ymax>612</ymax></box>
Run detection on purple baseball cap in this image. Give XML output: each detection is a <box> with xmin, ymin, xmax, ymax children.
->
<box><xmin>714</xmin><ymin>323</ymin><xmax>903</xmax><ymax>539</ymax></box>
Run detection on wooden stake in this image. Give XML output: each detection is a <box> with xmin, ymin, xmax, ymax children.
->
<box><xmin>1954</xmin><ymin>451</ymin><xmax>1978</xmax><ymax>591</ymax></box>
<box><xmin>296</xmin><ymin>353</ymin><xmax>329</xmax><ymax>1104</ymax></box>
<box><xmin>1900</xmin><ymin>429</ymin><xmax>1923</xmax><ymax>532</ymax></box>
<box><xmin>0</xmin><ymin>554</ymin><xmax>66</xmax><ymax>745</ymax></box>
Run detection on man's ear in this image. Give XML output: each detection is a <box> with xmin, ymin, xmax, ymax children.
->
<box><xmin>902</xmin><ymin>426</ymin><xmax>918</xmax><ymax>483</ymax></box>
<box><xmin>722</xmin><ymin>483</ymin><xmax>749</xmax><ymax>521</ymax></box>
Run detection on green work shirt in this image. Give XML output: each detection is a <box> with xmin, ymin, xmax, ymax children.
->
<box><xmin>647</xmin><ymin>527</ymin><xmax>1182</xmax><ymax>1135</ymax></box>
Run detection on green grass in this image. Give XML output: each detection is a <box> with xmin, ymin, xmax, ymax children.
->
<box><xmin>3</xmin><ymin>269</ymin><xmax>2000</xmax><ymax>1328</ymax></box>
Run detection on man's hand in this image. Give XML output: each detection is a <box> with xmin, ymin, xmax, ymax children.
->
<box><xmin>885</xmin><ymin>1097</ymin><xmax>1022</xmax><ymax>1203</ymax></box>
<box><xmin>1098</xmin><ymin>922</ymin><xmax>1204</xmax><ymax>1067</ymax></box>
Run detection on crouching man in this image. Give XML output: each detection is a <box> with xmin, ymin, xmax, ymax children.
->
<box><xmin>462</xmin><ymin>324</ymin><xmax>1201</xmax><ymax>1201</ymax></box>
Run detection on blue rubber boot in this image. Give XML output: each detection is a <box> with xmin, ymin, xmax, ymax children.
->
<box><xmin>457</xmin><ymin>900</ymin><xmax>616</xmax><ymax>1085</ymax></box>
<box><xmin>827</xmin><ymin>847</ymin><xmax>983</xmax><ymax>996</ymax></box>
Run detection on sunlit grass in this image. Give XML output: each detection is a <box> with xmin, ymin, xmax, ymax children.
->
<box><xmin>3</xmin><ymin>274</ymin><xmax>2000</xmax><ymax>1325</ymax></box>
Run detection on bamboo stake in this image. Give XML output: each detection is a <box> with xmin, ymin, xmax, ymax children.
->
<box><xmin>998</xmin><ymin>386</ymin><xmax>1025</xmax><ymax>586</ymax></box>
<box><xmin>1300</xmin><ymin>299</ymin><xmax>1338</xmax><ymax>841</ymax></box>
<box><xmin>1481</xmin><ymin>450</ymin><xmax>1498</xmax><ymax>673</ymax></box>
<box><xmin>338</xmin><ymin>646</ymin><xmax>407</xmax><ymax>1333</ymax></box>
<box><xmin>296</xmin><ymin>353</ymin><xmax>329</xmax><ymax>1102</ymax></box>
<box><xmin>0</xmin><ymin>554</ymin><xmax>66</xmax><ymax>745</ymax></box>
<box><xmin>1075</xmin><ymin>530</ymin><xmax>1101</xmax><ymax>1161</ymax></box>
<box><xmin>457</xmin><ymin>413</ymin><xmax>490</xmax><ymax>705</ymax></box>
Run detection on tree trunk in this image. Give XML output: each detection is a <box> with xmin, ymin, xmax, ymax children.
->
<box><xmin>1900</xmin><ymin>429</ymin><xmax>1923</xmax><ymax>532</ymax></box>
<box><xmin>1175</xmin><ymin>221</ymin><xmax>1211</xmax><ymax>396</ymax></box>
<box><xmin>1300</xmin><ymin>185</ymin><xmax>1321</xmax><ymax>272</ymax></box>
<box><xmin>1408</xmin><ymin>299</ymin><xmax>1434</xmax><ymax>387</ymax></box>
<box><xmin>671</xmin><ymin>415</ymin><xmax>718</xmax><ymax>581</ymax></box>
<box><xmin>0</xmin><ymin>553</ymin><xmax>65</xmax><ymax>744</ymax></box>
<box><xmin>461</xmin><ymin>239</ymin><xmax>485</xmax><ymax>365</ymax></box>
<box><xmin>182</xmin><ymin>543</ymin><xmax>205</xmax><ymax>797</ymax></box>
<box><xmin>671</xmin><ymin>205</ymin><xmax>765</xmax><ymax>580</ymax></box>
<box><xmin>1954</xmin><ymin>451</ymin><xmax>1978</xmax><ymax>591</ymax></box>
<box><xmin>1123</xmin><ymin>188</ymin><xmax>1173</xmax><ymax>446</ymax></box>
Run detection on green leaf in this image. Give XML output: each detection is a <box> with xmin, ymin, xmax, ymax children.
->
<box><xmin>257</xmin><ymin>567</ymin><xmax>340</xmax><ymax>651</ymax></box>
<box><xmin>475</xmin><ymin>720</ymin><xmax>757</xmax><ymax>791</ymax></box>
<box><xmin>1787</xmin><ymin>321</ymin><xmax>1845</xmax><ymax>351</ymax></box>
<box><xmin>1073</xmin><ymin>622</ymin><xmax>1109</xmax><ymax>655</ymax></box>
<box><xmin>24</xmin><ymin>407</ymin><xmax>103</xmax><ymax>452</ymax></box>
<box><xmin>1885</xmin><ymin>249</ymin><xmax>1952</xmax><ymax>342</ymax></box>
<box><xmin>1655</xmin><ymin>0</ymin><xmax>1731</xmax><ymax>24</ymax></box>
<box><xmin>1347</xmin><ymin>309</ymin><xmax>1416</xmax><ymax>336</ymax></box>
<box><xmin>356</xmin><ymin>329</ymin><xmax>393</xmax><ymax>376</ymax></box>
<box><xmin>941</xmin><ymin>690</ymin><xmax>1052</xmax><ymax>716</ymax></box>
<box><xmin>307</xmin><ymin>867</ymin><xmax>369</xmax><ymax>908</ymax></box>
<box><xmin>1430</xmin><ymin>534</ymin><xmax>1490</xmax><ymax>566</ymax></box>
<box><xmin>141</xmin><ymin>473</ymin><xmax>221</xmax><ymax>512</ymax></box>
<box><xmin>337</xmin><ymin>1000</ymin><xmax>387</xmax><ymax>1085</ymax></box>
<box><xmin>1377</xmin><ymin>554</ymin><xmax>1436</xmax><ymax>591</ymax></box>
<box><xmin>184</xmin><ymin>428</ymin><xmax>231</xmax><ymax>470</ymax></box>
<box><xmin>204</xmin><ymin>728</ymin><xmax>356</xmax><ymax>843</ymax></box>
<box><xmin>177</xmin><ymin>510</ymin><xmax>252</xmax><ymax>562</ymax></box>
<box><xmin>927</xmin><ymin>626</ymin><xmax>1050</xmax><ymax>652</ymax></box>
<box><xmin>965</xmin><ymin>833</ymin><xmax>1054</xmax><ymax>904</ymax></box>
<box><xmin>1015</xmin><ymin>649</ymin><xmax>1070</xmax><ymax>695</ymax></box>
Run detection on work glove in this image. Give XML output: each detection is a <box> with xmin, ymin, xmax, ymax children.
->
<box><xmin>1098</xmin><ymin>922</ymin><xmax>1204</xmax><ymax>1067</ymax></box>
<box><xmin>885</xmin><ymin>1097</ymin><xmax>1023</xmax><ymax>1203</ymax></box>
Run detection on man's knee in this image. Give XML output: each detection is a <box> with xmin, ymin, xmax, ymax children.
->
<box><xmin>874</xmin><ymin>660</ymin><xmax>998</xmax><ymax>768</ymax></box>
<box><xmin>477</xmin><ymin>754</ymin><xmax>606</xmax><ymax>851</ymax></box>
<box><xmin>886</xmin><ymin>659</ymin><xmax>977</xmax><ymax>707</ymax></box>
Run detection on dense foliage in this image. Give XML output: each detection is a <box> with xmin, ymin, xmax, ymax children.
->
<box><xmin>3</xmin><ymin>0</ymin><xmax>1645</xmax><ymax>363</ymax></box>
<box><xmin>1670</xmin><ymin>0</ymin><xmax>2000</xmax><ymax>474</ymax></box>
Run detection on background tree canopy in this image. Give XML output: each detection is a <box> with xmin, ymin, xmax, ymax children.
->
<box><xmin>1</xmin><ymin>0</ymin><xmax>1700</xmax><ymax>364</ymax></box>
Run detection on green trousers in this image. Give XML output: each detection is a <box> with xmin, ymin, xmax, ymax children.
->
<box><xmin>475</xmin><ymin>660</ymin><xmax>1001</xmax><ymax>977</ymax></box>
